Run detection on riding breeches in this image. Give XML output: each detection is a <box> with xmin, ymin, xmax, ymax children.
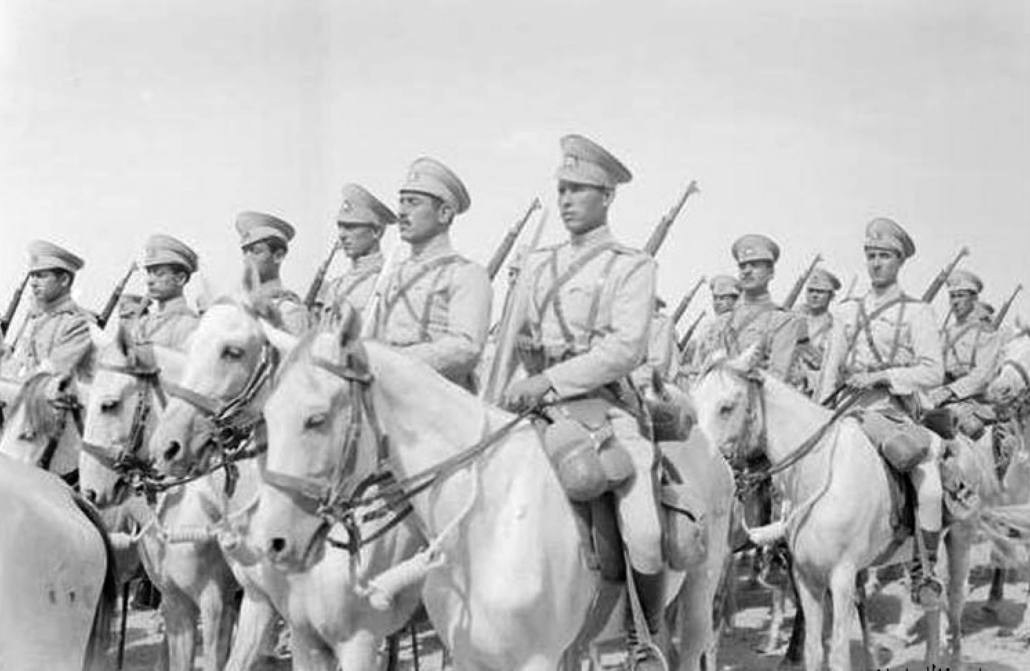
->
<box><xmin>910</xmin><ymin>433</ymin><xmax>944</xmax><ymax>532</ymax></box>
<box><xmin>610</xmin><ymin>407</ymin><xmax>663</xmax><ymax>574</ymax></box>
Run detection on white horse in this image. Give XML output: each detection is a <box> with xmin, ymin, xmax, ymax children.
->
<box><xmin>249</xmin><ymin>314</ymin><xmax>734</xmax><ymax>671</ymax></box>
<box><xmin>0</xmin><ymin>453</ymin><xmax>117</xmax><ymax>671</ymax></box>
<box><xmin>79</xmin><ymin>329</ymin><xmax>240</xmax><ymax>671</ymax></box>
<box><xmin>691</xmin><ymin>347</ymin><xmax>1012</xmax><ymax>671</ymax></box>
<box><xmin>147</xmin><ymin>296</ymin><xmax>423</xmax><ymax>671</ymax></box>
<box><xmin>0</xmin><ymin>370</ymin><xmax>83</xmax><ymax>482</ymax></box>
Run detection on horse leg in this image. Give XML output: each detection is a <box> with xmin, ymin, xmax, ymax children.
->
<box><xmin>289</xmin><ymin>624</ymin><xmax>336</xmax><ymax>671</ymax></box>
<box><xmin>675</xmin><ymin>563</ymin><xmax>712</xmax><ymax>671</ymax></box>
<box><xmin>781</xmin><ymin>551</ymin><xmax>805</xmax><ymax>665</ymax></box>
<box><xmin>985</xmin><ymin>567</ymin><xmax>1006</xmax><ymax>616</ymax></box>
<box><xmin>196</xmin><ymin>577</ymin><xmax>232</xmax><ymax>671</ymax></box>
<box><xmin>223</xmin><ymin>591</ymin><xmax>278</xmax><ymax>671</ymax></box>
<box><xmin>827</xmin><ymin>564</ymin><xmax>857</xmax><ymax>671</ymax></box>
<box><xmin>160</xmin><ymin>588</ymin><xmax>198</xmax><ymax>671</ymax></box>
<box><xmin>945</xmin><ymin>525</ymin><xmax>973</xmax><ymax>668</ymax></box>
<box><xmin>1011</xmin><ymin>561</ymin><xmax>1030</xmax><ymax>641</ymax></box>
<box><xmin>764</xmin><ymin>581</ymin><xmax>786</xmax><ymax>654</ymax></box>
<box><xmin>854</xmin><ymin>571</ymin><xmax>878</xmax><ymax>671</ymax></box>
<box><xmin>792</xmin><ymin>569</ymin><xmax>825</xmax><ymax>671</ymax></box>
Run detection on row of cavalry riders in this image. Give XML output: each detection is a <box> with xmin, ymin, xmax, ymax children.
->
<box><xmin>1</xmin><ymin>139</ymin><xmax>1030</xmax><ymax>671</ymax></box>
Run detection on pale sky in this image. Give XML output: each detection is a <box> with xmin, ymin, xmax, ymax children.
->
<box><xmin>1</xmin><ymin>0</ymin><xmax>1028</xmax><ymax>328</ymax></box>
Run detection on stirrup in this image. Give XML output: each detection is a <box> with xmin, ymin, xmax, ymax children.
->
<box><xmin>626</xmin><ymin>640</ymin><xmax>669</xmax><ymax>671</ymax></box>
<box><xmin>912</xmin><ymin>576</ymin><xmax>943</xmax><ymax>609</ymax></box>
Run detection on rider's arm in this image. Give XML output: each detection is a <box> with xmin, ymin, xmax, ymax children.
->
<box><xmin>544</xmin><ymin>255</ymin><xmax>655</xmax><ymax>397</ymax></box>
<box><xmin>46</xmin><ymin>312</ymin><xmax>93</xmax><ymax>377</ymax></box>
<box><xmin>766</xmin><ymin>312</ymin><xmax>806</xmax><ymax>383</ymax></box>
<box><xmin>948</xmin><ymin>328</ymin><xmax>1002</xmax><ymax>400</ymax></box>
<box><xmin>815</xmin><ymin>307</ymin><xmax>850</xmax><ymax>403</ymax></box>
<box><xmin>885</xmin><ymin>302</ymin><xmax>944</xmax><ymax>396</ymax></box>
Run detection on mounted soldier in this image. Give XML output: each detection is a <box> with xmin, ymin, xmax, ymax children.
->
<box><xmin>317</xmin><ymin>183</ymin><xmax>396</xmax><ymax>330</ymax></box>
<box><xmin>129</xmin><ymin>234</ymin><xmax>200</xmax><ymax>351</ymax></box>
<box><xmin>632</xmin><ymin>297</ymin><xmax>678</xmax><ymax>395</ymax></box>
<box><xmin>0</xmin><ymin>240</ymin><xmax>93</xmax><ymax>386</ymax></box>
<box><xmin>817</xmin><ymin>217</ymin><xmax>946</xmax><ymax>604</ymax></box>
<box><xmin>369</xmin><ymin>157</ymin><xmax>492</xmax><ymax>393</ymax></box>
<box><xmin>500</xmin><ymin>134</ymin><xmax>665</xmax><ymax>668</ymax></box>
<box><xmin>235</xmin><ymin>211</ymin><xmax>311</xmax><ymax>334</ymax></box>
<box><xmin>927</xmin><ymin>269</ymin><xmax>1004</xmax><ymax>459</ymax></box>
<box><xmin>680</xmin><ymin>274</ymin><xmax>741</xmax><ymax>382</ymax></box>
<box><xmin>796</xmin><ymin>267</ymin><xmax>842</xmax><ymax>397</ymax></box>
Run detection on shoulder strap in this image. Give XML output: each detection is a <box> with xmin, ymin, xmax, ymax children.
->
<box><xmin>381</xmin><ymin>254</ymin><xmax>463</xmax><ymax>325</ymax></box>
<box><xmin>846</xmin><ymin>295</ymin><xmax>912</xmax><ymax>366</ymax></box>
<box><xmin>332</xmin><ymin>266</ymin><xmax>381</xmax><ymax>309</ymax></box>
<box><xmin>536</xmin><ymin>243</ymin><xmax>618</xmax><ymax>318</ymax></box>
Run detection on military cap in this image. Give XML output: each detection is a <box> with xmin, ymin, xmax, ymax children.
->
<box><xmin>731</xmin><ymin>234</ymin><xmax>780</xmax><ymax>264</ymax></box>
<box><xmin>235</xmin><ymin>211</ymin><xmax>296</xmax><ymax>249</ymax></box>
<box><xmin>947</xmin><ymin>269</ymin><xmax>983</xmax><ymax>294</ymax></box>
<box><xmin>143</xmin><ymin>234</ymin><xmax>198</xmax><ymax>273</ymax></box>
<box><xmin>709</xmin><ymin>274</ymin><xmax>741</xmax><ymax>297</ymax></box>
<box><xmin>807</xmin><ymin>268</ymin><xmax>841</xmax><ymax>292</ymax></box>
<box><xmin>556</xmin><ymin>134</ymin><xmax>632</xmax><ymax>189</ymax></box>
<box><xmin>28</xmin><ymin>240</ymin><xmax>84</xmax><ymax>274</ymax></box>
<box><xmin>864</xmin><ymin>217</ymin><xmax>915</xmax><ymax>259</ymax></box>
<box><xmin>338</xmin><ymin>183</ymin><xmax>397</xmax><ymax>228</ymax></box>
<box><xmin>401</xmin><ymin>157</ymin><xmax>471</xmax><ymax>214</ymax></box>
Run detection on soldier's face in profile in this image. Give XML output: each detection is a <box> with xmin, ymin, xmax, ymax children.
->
<box><xmin>29</xmin><ymin>269</ymin><xmax>70</xmax><ymax>304</ymax></box>
<box><xmin>806</xmin><ymin>287</ymin><xmax>833</xmax><ymax>313</ymax></box>
<box><xmin>865</xmin><ymin>248</ymin><xmax>902</xmax><ymax>289</ymax></box>
<box><xmin>558</xmin><ymin>180</ymin><xmax>611</xmax><ymax>236</ymax></box>
<box><xmin>712</xmin><ymin>294</ymin><xmax>737</xmax><ymax>315</ymax></box>
<box><xmin>146</xmin><ymin>264</ymin><xmax>187</xmax><ymax>302</ymax></box>
<box><xmin>397</xmin><ymin>192</ymin><xmax>449</xmax><ymax>245</ymax></box>
<box><xmin>337</xmin><ymin>222</ymin><xmax>381</xmax><ymax>260</ymax></box>
<box><xmin>738</xmin><ymin>260</ymin><xmax>773</xmax><ymax>293</ymax></box>
<box><xmin>949</xmin><ymin>290</ymin><xmax>977</xmax><ymax>320</ymax></box>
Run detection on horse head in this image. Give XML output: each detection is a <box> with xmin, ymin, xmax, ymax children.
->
<box><xmin>0</xmin><ymin>369</ymin><xmax>81</xmax><ymax>474</ymax></box>
<box><xmin>255</xmin><ymin>307</ymin><xmax>371</xmax><ymax>572</ymax></box>
<box><xmin>80</xmin><ymin>323</ymin><xmax>183</xmax><ymax>506</ymax></box>
<box><xmin>987</xmin><ymin>330</ymin><xmax>1030</xmax><ymax>406</ymax></box>
<box><xmin>147</xmin><ymin>294</ymin><xmax>296</xmax><ymax>478</ymax></box>
<box><xmin>690</xmin><ymin>344</ymin><xmax>766</xmax><ymax>467</ymax></box>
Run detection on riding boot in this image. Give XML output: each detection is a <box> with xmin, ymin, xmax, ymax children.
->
<box><xmin>626</xmin><ymin>571</ymin><xmax>666</xmax><ymax>671</ymax></box>
<box><xmin>910</xmin><ymin>528</ymin><xmax>942</xmax><ymax>607</ymax></box>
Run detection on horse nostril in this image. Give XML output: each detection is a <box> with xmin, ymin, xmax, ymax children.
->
<box><xmin>163</xmin><ymin>441</ymin><xmax>181</xmax><ymax>463</ymax></box>
<box><xmin>84</xmin><ymin>489</ymin><xmax>97</xmax><ymax>503</ymax></box>
<box><xmin>269</xmin><ymin>537</ymin><xmax>287</xmax><ymax>557</ymax></box>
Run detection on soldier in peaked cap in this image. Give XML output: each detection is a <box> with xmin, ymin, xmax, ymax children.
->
<box><xmin>677</xmin><ymin>275</ymin><xmax>744</xmax><ymax>385</ymax></box>
<box><xmin>796</xmin><ymin>267</ymin><xmax>842</xmax><ymax>396</ymax></box>
<box><xmin>236</xmin><ymin>211</ymin><xmax>310</xmax><ymax>335</ymax></box>
<box><xmin>697</xmin><ymin>234</ymin><xmax>806</xmax><ymax>385</ymax></box>
<box><xmin>710</xmin><ymin>274</ymin><xmax>741</xmax><ymax>316</ymax></box>
<box><xmin>925</xmin><ymin>269</ymin><xmax>1003</xmax><ymax>442</ymax></box>
<box><xmin>0</xmin><ymin>241</ymin><xmax>93</xmax><ymax>385</ymax></box>
<box><xmin>318</xmin><ymin>184</ymin><xmax>396</xmax><ymax>331</ymax></box>
<box><xmin>131</xmin><ymin>234</ymin><xmax>200</xmax><ymax>352</ymax></box>
<box><xmin>500</xmin><ymin>134</ymin><xmax>665</xmax><ymax>664</ymax></box>
<box><xmin>817</xmin><ymin>217</ymin><xmax>946</xmax><ymax>605</ymax></box>
<box><xmin>368</xmin><ymin>157</ymin><xmax>491</xmax><ymax>392</ymax></box>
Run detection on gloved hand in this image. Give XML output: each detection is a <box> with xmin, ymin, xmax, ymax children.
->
<box><xmin>501</xmin><ymin>374</ymin><xmax>556</xmax><ymax>413</ymax></box>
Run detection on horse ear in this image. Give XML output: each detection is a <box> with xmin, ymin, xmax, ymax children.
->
<box><xmin>336</xmin><ymin>304</ymin><xmax>362</xmax><ymax>350</ymax></box>
<box><xmin>730</xmin><ymin>343</ymin><xmax>763</xmax><ymax>374</ymax></box>
<box><xmin>259</xmin><ymin>320</ymin><xmax>298</xmax><ymax>360</ymax></box>
<box><xmin>89</xmin><ymin>321</ymin><xmax>114</xmax><ymax>351</ymax></box>
<box><xmin>241</xmin><ymin>260</ymin><xmax>260</xmax><ymax>295</ymax></box>
<box><xmin>114</xmin><ymin>320</ymin><xmax>132</xmax><ymax>358</ymax></box>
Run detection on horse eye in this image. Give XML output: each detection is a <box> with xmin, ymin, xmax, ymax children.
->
<box><xmin>222</xmin><ymin>346</ymin><xmax>245</xmax><ymax>361</ymax></box>
<box><xmin>304</xmin><ymin>413</ymin><xmax>328</xmax><ymax>429</ymax></box>
<box><xmin>100</xmin><ymin>399</ymin><xmax>120</xmax><ymax>413</ymax></box>
<box><xmin>718</xmin><ymin>402</ymin><xmax>735</xmax><ymax>418</ymax></box>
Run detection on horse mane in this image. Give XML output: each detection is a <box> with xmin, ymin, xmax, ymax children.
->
<box><xmin>7</xmin><ymin>372</ymin><xmax>65</xmax><ymax>439</ymax></box>
<box><xmin>279</xmin><ymin>329</ymin><xmax>324</xmax><ymax>375</ymax></box>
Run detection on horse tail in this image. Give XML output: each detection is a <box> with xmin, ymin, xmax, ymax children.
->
<box><xmin>74</xmin><ymin>494</ymin><xmax>119</xmax><ymax>671</ymax></box>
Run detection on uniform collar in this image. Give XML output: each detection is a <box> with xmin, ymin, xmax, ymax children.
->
<box><xmin>865</xmin><ymin>283</ymin><xmax>903</xmax><ymax>310</ymax></box>
<box><xmin>31</xmin><ymin>293</ymin><xmax>77</xmax><ymax>316</ymax></box>
<box><xmin>570</xmin><ymin>225</ymin><xmax>613</xmax><ymax>250</ymax></box>
<box><xmin>409</xmin><ymin>233</ymin><xmax>454</xmax><ymax>262</ymax></box>
<box><xmin>741</xmin><ymin>291</ymin><xmax>774</xmax><ymax>308</ymax></box>
<box><xmin>351</xmin><ymin>250</ymin><xmax>384</xmax><ymax>272</ymax></box>
<box><xmin>260</xmin><ymin>278</ymin><xmax>284</xmax><ymax>292</ymax></box>
<box><xmin>152</xmin><ymin>296</ymin><xmax>191</xmax><ymax>315</ymax></box>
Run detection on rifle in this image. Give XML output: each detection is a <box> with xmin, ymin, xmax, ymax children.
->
<box><xmin>671</xmin><ymin>277</ymin><xmax>705</xmax><ymax>326</ymax></box>
<box><xmin>304</xmin><ymin>240</ymin><xmax>341</xmax><ymax>310</ymax></box>
<box><xmin>95</xmin><ymin>263</ymin><xmax>138</xmax><ymax>329</ymax></box>
<box><xmin>842</xmin><ymin>274</ymin><xmax>858</xmax><ymax>302</ymax></box>
<box><xmin>993</xmin><ymin>284</ymin><xmax>1023</xmax><ymax>329</ymax></box>
<box><xmin>921</xmin><ymin>247</ymin><xmax>969</xmax><ymax>304</ymax></box>
<box><xmin>359</xmin><ymin>246</ymin><xmax>403</xmax><ymax>340</ymax></box>
<box><xmin>486</xmin><ymin>198</ymin><xmax>541</xmax><ymax>281</ymax></box>
<box><xmin>782</xmin><ymin>254</ymin><xmax>823</xmax><ymax>310</ymax></box>
<box><xmin>0</xmin><ymin>273</ymin><xmax>29</xmax><ymax>337</ymax></box>
<box><xmin>642</xmin><ymin>180</ymin><xmax>700</xmax><ymax>257</ymax></box>
<box><xmin>677</xmin><ymin>310</ymin><xmax>706</xmax><ymax>353</ymax></box>
<box><xmin>482</xmin><ymin>207</ymin><xmax>551</xmax><ymax>402</ymax></box>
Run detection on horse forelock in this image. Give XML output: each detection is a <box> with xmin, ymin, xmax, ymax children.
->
<box><xmin>9</xmin><ymin>373</ymin><xmax>66</xmax><ymax>439</ymax></box>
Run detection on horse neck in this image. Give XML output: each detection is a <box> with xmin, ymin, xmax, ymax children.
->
<box><xmin>0</xmin><ymin>404</ymin><xmax>79</xmax><ymax>472</ymax></box>
<box><xmin>759</xmin><ymin>375</ymin><xmax>832</xmax><ymax>468</ymax></box>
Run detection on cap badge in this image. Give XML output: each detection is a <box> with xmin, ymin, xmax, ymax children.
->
<box><xmin>341</xmin><ymin>200</ymin><xmax>352</xmax><ymax>212</ymax></box>
<box><xmin>563</xmin><ymin>155</ymin><xmax>579</xmax><ymax>168</ymax></box>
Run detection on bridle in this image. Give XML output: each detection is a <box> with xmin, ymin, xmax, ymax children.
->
<box><xmin>261</xmin><ymin>343</ymin><xmax>535</xmax><ymax>555</ymax></box>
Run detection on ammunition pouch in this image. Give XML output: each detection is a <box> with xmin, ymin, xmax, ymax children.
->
<box><xmin>856</xmin><ymin>410</ymin><xmax>932</xmax><ymax>473</ymax></box>
<box><xmin>541</xmin><ymin>398</ymin><xmax>634</xmax><ymax>502</ymax></box>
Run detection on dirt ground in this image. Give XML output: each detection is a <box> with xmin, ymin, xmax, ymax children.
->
<box><xmin>117</xmin><ymin>545</ymin><xmax>1030</xmax><ymax>671</ymax></box>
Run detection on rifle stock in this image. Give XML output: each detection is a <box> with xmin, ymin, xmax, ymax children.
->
<box><xmin>96</xmin><ymin>263</ymin><xmax>138</xmax><ymax>329</ymax></box>
<box><xmin>486</xmin><ymin>198</ymin><xmax>540</xmax><ymax>281</ymax></box>
<box><xmin>1</xmin><ymin>273</ymin><xmax>29</xmax><ymax>337</ymax></box>
<box><xmin>642</xmin><ymin>180</ymin><xmax>700</xmax><ymax>257</ymax></box>
<box><xmin>304</xmin><ymin>240</ymin><xmax>341</xmax><ymax>309</ymax></box>
<box><xmin>671</xmin><ymin>277</ymin><xmax>705</xmax><ymax>326</ymax></box>
<box><xmin>782</xmin><ymin>254</ymin><xmax>823</xmax><ymax>310</ymax></box>
<box><xmin>993</xmin><ymin>284</ymin><xmax>1023</xmax><ymax>329</ymax></box>
<box><xmin>921</xmin><ymin>247</ymin><xmax>969</xmax><ymax>303</ymax></box>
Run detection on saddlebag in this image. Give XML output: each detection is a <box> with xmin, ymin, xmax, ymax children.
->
<box><xmin>542</xmin><ymin>398</ymin><xmax>634</xmax><ymax>502</ymax></box>
<box><xmin>857</xmin><ymin>410</ymin><xmax>932</xmax><ymax>473</ymax></box>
